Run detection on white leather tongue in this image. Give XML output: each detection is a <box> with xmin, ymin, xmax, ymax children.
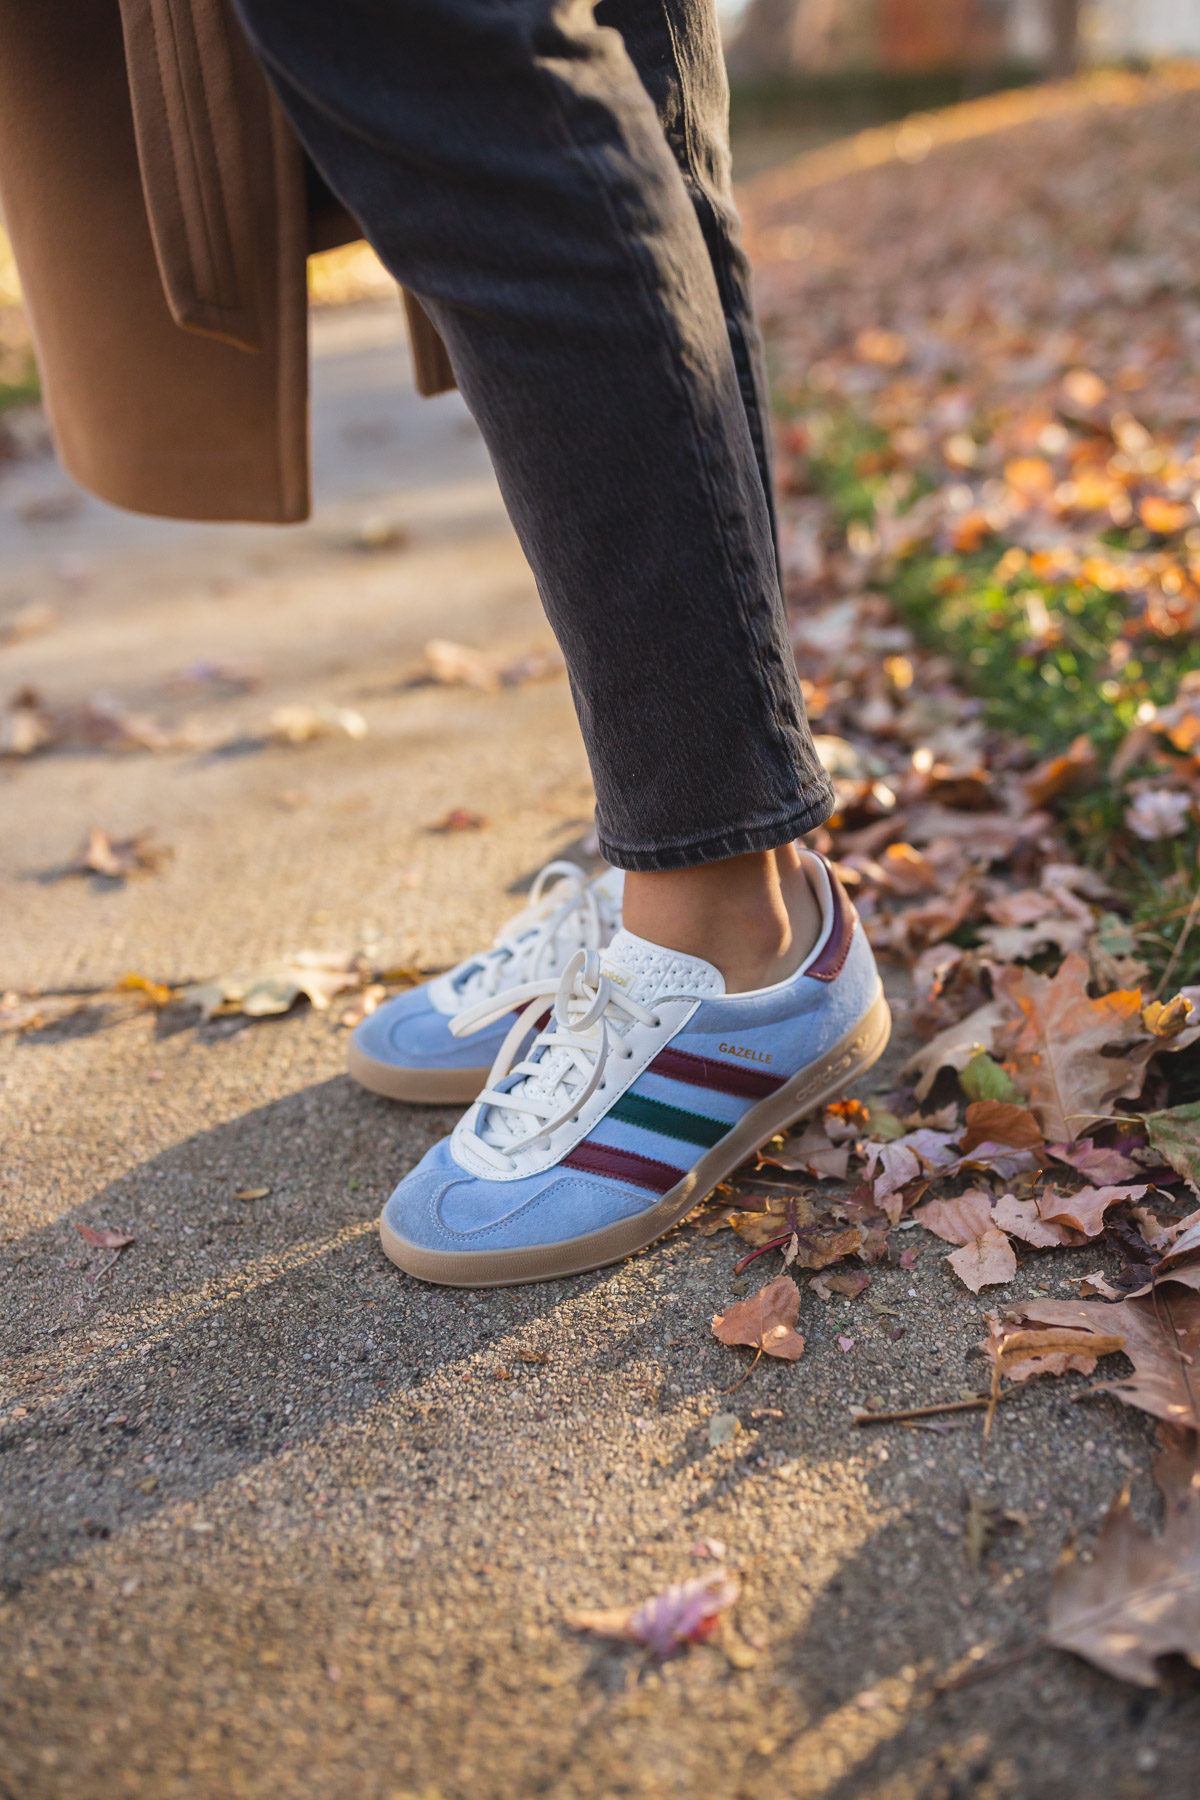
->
<box><xmin>598</xmin><ymin>929</ymin><xmax>725</xmax><ymax>1007</ymax></box>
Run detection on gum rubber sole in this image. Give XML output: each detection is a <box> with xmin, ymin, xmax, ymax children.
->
<box><xmin>378</xmin><ymin>987</ymin><xmax>892</xmax><ymax>1288</ymax></box>
<box><xmin>346</xmin><ymin>1039</ymin><xmax>490</xmax><ymax>1106</ymax></box>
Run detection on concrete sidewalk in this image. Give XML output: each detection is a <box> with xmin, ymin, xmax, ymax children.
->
<box><xmin>1</xmin><ymin>303</ymin><xmax>1196</xmax><ymax>1800</ymax></box>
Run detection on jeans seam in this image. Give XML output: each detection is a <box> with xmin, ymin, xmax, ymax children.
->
<box><xmin>655</xmin><ymin>2</ymin><xmax>776</xmax><ymax>545</ymax></box>
<box><xmin>526</xmin><ymin>36</ymin><xmax>805</xmax><ymax>808</ymax></box>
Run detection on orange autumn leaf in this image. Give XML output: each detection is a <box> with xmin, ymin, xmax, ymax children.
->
<box><xmin>878</xmin><ymin>841</ymin><xmax>938</xmax><ymax>895</ymax></box>
<box><xmin>1004</xmin><ymin>456</ymin><xmax>1056</xmax><ymax>503</ymax></box>
<box><xmin>854</xmin><ymin>327</ymin><xmax>907</xmax><ymax>367</ymax></box>
<box><xmin>711</xmin><ymin>1275</ymin><xmax>805</xmax><ymax>1362</ymax></box>
<box><xmin>1024</xmin><ymin>733</ymin><xmax>1098</xmax><ymax>807</ymax></box>
<box><xmin>950</xmin><ymin>510</ymin><xmax>992</xmax><ymax>553</ymax></box>
<box><xmin>1139</xmin><ymin>494</ymin><xmax>1193</xmax><ymax>535</ymax></box>
<box><xmin>959</xmin><ymin>1100</ymin><xmax>1043</xmax><ymax>1155</ymax></box>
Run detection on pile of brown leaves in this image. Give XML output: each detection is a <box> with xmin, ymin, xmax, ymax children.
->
<box><xmin>681</xmin><ymin>71</ymin><xmax>1200</xmax><ymax>1683</ymax></box>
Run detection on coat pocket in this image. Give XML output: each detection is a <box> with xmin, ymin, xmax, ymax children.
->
<box><xmin>118</xmin><ymin>0</ymin><xmax>269</xmax><ymax>352</ymax></box>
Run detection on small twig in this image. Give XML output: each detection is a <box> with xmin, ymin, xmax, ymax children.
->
<box><xmin>1153</xmin><ymin>879</ymin><xmax>1200</xmax><ymax>998</ymax></box>
<box><xmin>722</xmin><ymin>1348</ymin><xmax>763</xmax><ymax>1394</ymax></box>
<box><xmin>853</xmin><ymin>1394</ymin><xmax>1011</xmax><ymax>1427</ymax></box>
<box><xmin>984</xmin><ymin>1355</ymin><xmax>1005</xmax><ymax>1452</ymax></box>
<box><xmin>933</xmin><ymin>1640</ymin><xmax>1041</xmax><ymax>1694</ymax></box>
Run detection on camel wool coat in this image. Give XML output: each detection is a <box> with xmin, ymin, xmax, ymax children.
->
<box><xmin>0</xmin><ymin>0</ymin><xmax>455</xmax><ymax>523</ymax></box>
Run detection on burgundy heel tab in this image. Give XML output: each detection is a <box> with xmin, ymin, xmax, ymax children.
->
<box><xmin>803</xmin><ymin>853</ymin><xmax>858</xmax><ymax>983</ymax></box>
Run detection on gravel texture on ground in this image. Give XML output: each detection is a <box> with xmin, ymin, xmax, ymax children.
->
<box><xmin>2</xmin><ymin>303</ymin><xmax>1198</xmax><ymax>1799</ymax></box>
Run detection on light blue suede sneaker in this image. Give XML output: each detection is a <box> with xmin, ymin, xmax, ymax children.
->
<box><xmin>379</xmin><ymin>852</ymin><xmax>890</xmax><ymax>1286</ymax></box>
<box><xmin>347</xmin><ymin>861</ymin><xmax>624</xmax><ymax>1103</ymax></box>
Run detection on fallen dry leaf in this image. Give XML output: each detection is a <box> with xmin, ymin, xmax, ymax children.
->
<box><xmin>810</xmin><ymin>1267</ymin><xmax>871</xmax><ymax>1303</ymax></box>
<box><xmin>959</xmin><ymin>1101</ymin><xmax>1042</xmax><ymax>1155</ymax></box>
<box><xmin>1005</xmin><ymin>1296</ymin><xmax>1200</xmax><ymax>1428</ymax></box>
<box><xmin>991</xmin><ymin>1193</ymin><xmax>1077</xmax><ymax>1249</ymax></box>
<box><xmin>565</xmin><ymin>1570</ymin><xmax>739</xmax><ymax>1659</ymax></box>
<box><xmin>711</xmin><ymin>1275</ymin><xmax>805</xmax><ymax>1361</ymax></box>
<box><xmin>117</xmin><ymin>972</ymin><xmax>174</xmax><ymax>1008</ymax></box>
<box><xmin>1143</xmin><ymin>994</ymin><xmax>1197</xmax><ymax>1040</ymax></box>
<box><xmin>981</xmin><ymin>1315</ymin><xmax>1127</xmax><ymax>1385</ymax></box>
<box><xmin>1047</xmin><ymin>1434</ymin><xmax>1200</xmax><ymax>1686</ymax></box>
<box><xmin>75</xmin><ymin>1223</ymin><xmax>134</xmax><ymax>1251</ymax></box>
<box><xmin>0</xmin><ymin>686</ymin><xmax>54</xmax><ymax>756</ymax></box>
<box><xmin>338</xmin><ymin>983</ymin><xmax>387</xmax><ymax>1029</ymax></box>
<box><xmin>823</xmin><ymin>1097</ymin><xmax>872</xmax><ymax>1141</ymax></box>
<box><xmin>0</xmin><ymin>601</ymin><xmax>56</xmax><ymax>645</ymax></box>
<box><xmin>268</xmin><ymin>703</ymin><xmax>367</xmax><ymax>745</ymax></box>
<box><xmin>947</xmin><ymin>1228</ymin><xmax>1017</xmax><ymax>1293</ymax></box>
<box><xmin>1024</xmin><ymin>733</ymin><xmax>1098</xmax><ymax>808</ymax></box>
<box><xmin>1144</xmin><ymin>1101</ymin><xmax>1200</xmax><ymax>1196</ymax></box>
<box><xmin>914</xmin><ymin>1188</ymin><xmax>994</xmax><ymax>1246</ymax></box>
<box><xmin>787</xmin><ymin>1221</ymin><xmax>864</xmax><ymax>1270</ymax></box>
<box><xmin>995</xmin><ymin>953</ymin><xmax>1153</xmax><ymax>1143</ymax></box>
<box><xmin>70</xmin><ymin>828</ymin><xmax>170</xmax><ymax>881</ymax></box>
<box><xmin>1046</xmin><ymin>1138</ymin><xmax>1145</xmax><ymax>1185</ymax></box>
<box><xmin>1037</xmin><ymin>1184</ymin><xmax>1149</xmax><ymax>1239</ymax></box>
<box><xmin>876</xmin><ymin>840</ymin><xmax>938</xmax><ymax>894</ymax></box>
<box><xmin>977</xmin><ymin>916</ymin><xmax>1091</xmax><ymax>964</ymax></box>
<box><xmin>958</xmin><ymin>1049</ymin><xmax>1021</xmax><ymax>1106</ymax></box>
<box><xmin>180</xmin><ymin>953</ymin><xmax>366</xmax><ymax>1021</ymax></box>
<box><xmin>763</xmin><ymin>1116</ymin><xmax>850</xmax><ymax>1181</ymax></box>
<box><xmin>904</xmin><ymin>1000</ymin><xmax>1009</xmax><ymax>1101</ymax></box>
<box><xmin>422</xmin><ymin>638</ymin><xmax>564</xmax><ymax>691</ymax></box>
<box><xmin>67</xmin><ymin>694</ymin><xmax>179</xmax><ymax>753</ymax></box>
<box><xmin>727</xmin><ymin>1192</ymin><xmax>818</xmax><ymax>1248</ymax></box>
<box><xmin>429</xmin><ymin>808</ymin><xmax>487</xmax><ymax>833</ymax></box>
<box><xmin>861</xmin><ymin>1127</ymin><xmax>958</xmax><ymax>1218</ymax></box>
<box><xmin>424</xmin><ymin>638</ymin><xmax>500</xmax><ymax>691</ymax></box>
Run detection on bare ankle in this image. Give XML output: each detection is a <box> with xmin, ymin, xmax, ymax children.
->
<box><xmin>622</xmin><ymin>845</ymin><xmax>823</xmax><ymax>992</ymax></box>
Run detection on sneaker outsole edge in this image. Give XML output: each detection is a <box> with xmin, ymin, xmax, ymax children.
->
<box><xmin>346</xmin><ymin>1039</ymin><xmax>492</xmax><ymax>1105</ymax></box>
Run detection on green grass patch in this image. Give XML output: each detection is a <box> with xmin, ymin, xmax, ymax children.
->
<box><xmin>791</xmin><ymin>402</ymin><xmax>1200</xmax><ymax>989</ymax></box>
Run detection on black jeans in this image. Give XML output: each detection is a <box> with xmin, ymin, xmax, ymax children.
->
<box><xmin>232</xmin><ymin>0</ymin><xmax>833</xmax><ymax>870</ymax></box>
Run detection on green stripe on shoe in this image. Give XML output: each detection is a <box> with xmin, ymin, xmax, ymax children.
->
<box><xmin>608</xmin><ymin>1091</ymin><xmax>729</xmax><ymax>1149</ymax></box>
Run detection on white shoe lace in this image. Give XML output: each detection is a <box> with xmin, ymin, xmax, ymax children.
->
<box><xmin>448</xmin><ymin>949</ymin><xmax>660</xmax><ymax>1174</ymax></box>
<box><xmin>450</xmin><ymin>861</ymin><xmax>619</xmax><ymax>1009</ymax></box>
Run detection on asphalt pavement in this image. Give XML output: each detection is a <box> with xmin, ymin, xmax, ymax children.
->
<box><xmin>2</xmin><ymin>300</ymin><xmax>1196</xmax><ymax>1800</ymax></box>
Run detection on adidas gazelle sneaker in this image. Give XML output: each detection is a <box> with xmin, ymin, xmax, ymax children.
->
<box><xmin>378</xmin><ymin>851</ymin><xmax>890</xmax><ymax>1285</ymax></box>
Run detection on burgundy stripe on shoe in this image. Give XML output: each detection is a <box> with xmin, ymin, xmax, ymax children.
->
<box><xmin>560</xmin><ymin>1141</ymin><xmax>684</xmax><ymax>1194</ymax></box>
<box><xmin>650</xmin><ymin>1045</ymin><xmax>785</xmax><ymax>1101</ymax></box>
<box><xmin>804</xmin><ymin>855</ymin><xmax>858</xmax><ymax>983</ymax></box>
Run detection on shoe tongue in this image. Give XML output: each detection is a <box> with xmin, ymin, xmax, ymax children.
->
<box><xmin>598</xmin><ymin>929</ymin><xmax>725</xmax><ymax>1006</ymax></box>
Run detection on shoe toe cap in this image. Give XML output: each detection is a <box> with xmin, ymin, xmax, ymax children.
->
<box><xmin>353</xmin><ymin>986</ymin><xmax>507</xmax><ymax>1072</ymax></box>
<box><xmin>382</xmin><ymin>1139</ymin><xmax>652</xmax><ymax>1255</ymax></box>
